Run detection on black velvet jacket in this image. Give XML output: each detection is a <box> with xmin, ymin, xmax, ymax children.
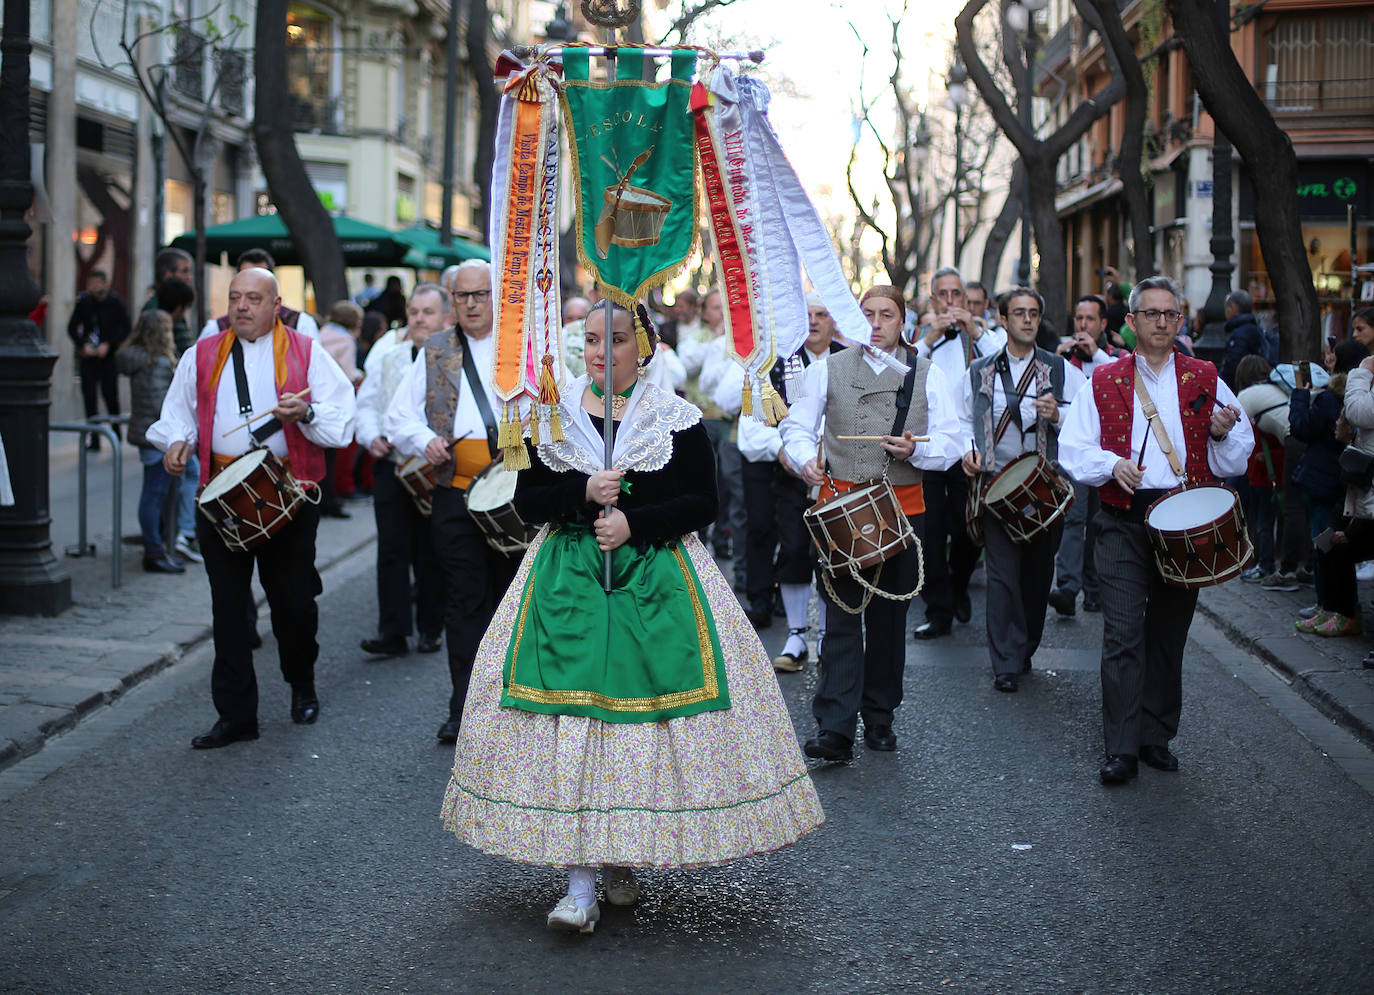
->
<box><xmin>513</xmin><ymin>417</ymin><xmax>719</xmax><ymax>548</ymax></box>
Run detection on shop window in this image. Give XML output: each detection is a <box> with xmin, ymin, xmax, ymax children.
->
<box><xmin>287</xmin><ymin>1</ymin><xmax>341</xmax><ymax>134</ymax></box>
<box><xmin>1263</xmin><ymin>13</ymin><xmax>1374</xmax><ymax>114</ymax></box>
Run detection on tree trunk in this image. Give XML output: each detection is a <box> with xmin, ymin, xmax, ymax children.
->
<box><xmin>192</xmin><ymin>176</ymin><xmax>208</xmax><ymax>328</ymax></box>
<box><xmin>980</xmin><ymin>160</ymin><xmax>1023</xmax><ymax>290</ymax></box>
<box><xmin>1164</xmin><ymin>0</ymin><xmax>1319</xmax><ymax>360</ymax></box>
<box><xmin>1087</xmin><ymin>0</ymin><xmax>1153</xmax><ymax>281</ymax></box>
<box><xmin>467</xmin><ymin>0</ymin><xmax>499</xmax><ymax>243</ymax></box>
<box><xmin>1026</xmin><ymin>157</ymin><xmax>1069</xmax><ymax>332</ymax></box>
<box><xmin>252</xmin><ymin>0</ymin><xmax>347</xmax><ymax>313</ymax></box>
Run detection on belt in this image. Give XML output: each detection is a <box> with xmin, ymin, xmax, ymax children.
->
<box><xmin>1100</xmin><ymin>487</ymin><xmax>1169</xmax><ymax>524</ymax></box>
<box><xmin>210</xmin><ymin>451</ymin><xmax>292</xmax><ymax>477</ymax></box>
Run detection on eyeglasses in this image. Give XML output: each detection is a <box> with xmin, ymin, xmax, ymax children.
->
<box><xmin>1134</xmin><ymin>308</ymin><xmax>1182</xmax><ymax>324</ymax></box>
<box><xmin>1009</xmin><ymin>308</ymin><xmax>1041</xmax><ymax>320</ymax></box>
<box><xmin>452</xmin><ymin>290</ymin><xmax>491</xmax><ymax>304</ymax></box>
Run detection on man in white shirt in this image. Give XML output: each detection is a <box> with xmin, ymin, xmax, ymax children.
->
<box><xmin>780</xmin><ymin>285</ymin><xmax>964</xmax><ymax>761</ymax></box>
<box><xmin>196</xmin><ymin>249</ymin><xmax>320</xmax><ymax>342</ymax></box>
<box><xmin>384</xmin><ymin>260</ymin><xmax>517</xmax><ymax>744</ymax></box>
<box><xmin>959</xmin><ymin>288</ymin><xmax>1087</xmax><ymax>693</ymax></box>
<box><xmin>1049</xmin><ymin>294</ymin><xmax>1116</xmax><ymax>616</ymax></box>
<box><xmin>910</xmin><ymin>267</ymin><xmax>1003</xmax><ymax>639</ymax></box>
<box><xmin>148</xmin><ymin>267</ymin><xmax>356</xmax><ymax>749</ymax></box>
<box><xmin>1059</xmin><ymin>276</ymin><xmax>1252</xmax><ymax>785</ymax></box>
<box><xmin>355</xmin><ymin>284</ymin><xmax>450</xmax><ymax>659</ymax></box>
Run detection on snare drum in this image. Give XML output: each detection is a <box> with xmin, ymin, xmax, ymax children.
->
<box><xmin>464</xmin><ymin>458</ymin><xmax>537</xmax><ymax>555</ymax></box>
<box><xmin>804</xmin><ymin>478</ymin><xmax>916</xmax><ymax>574</ymax></box>
<box><xmin>396</xmin><ymin>455</ymin><xmax>439</xmax><ymax>517</ymax></box>
<box><xmin>982</xmin><ymin>451</ymin><xmax>1075</xmax><ymax>544</ymax></box>
<box><xmin>1145</xmin><ymin>484</ymin><xmax>1254</xmax><ymax>589</ymax></box>
<box><xmin>197</xmin><ymin>448</ymin><xmax>309</xmax><ymax>552</ymax></box>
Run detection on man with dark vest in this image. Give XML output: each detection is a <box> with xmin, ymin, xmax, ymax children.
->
<box><xmin>714</xmin><ymin>292</ymin><xmax>846</xmax><ymax>668</ymax></box>
<box><xmin>147</xmin><ymin>267</ymin><xmax>357</xmax><ymax>749</ymax></box>
<box><xmin>385</xmin><ymin>260</ymin><xmax>518</xmax><ymax>744</ymax></box>
<box><xmin>960</xmin><ymin>288</ymin><xmax>1086</xmax><ymax>693</ymax></box>
<box><xmin>355</xmin><ymin>283</ymin><xmax>450</xmax><ymax>658</ymax></box>
<box><xmin>198</xmin><ymin>249</ymin><xmax>320</xmax><ymax>342</ymax></box>
<box><xmin>780</xmin><ymin>285</ymin><xmax>962</xmax><ymax>762</ymax></box>
<box><xmin>911</xmin><ymin>267</ymin><xmax>1003</xmax><ymax>639</ymax></box>
<box><xmin>1060</xmin><ymin>276</ymin><xmax>1252</xmax><ymax>785</ymax></box>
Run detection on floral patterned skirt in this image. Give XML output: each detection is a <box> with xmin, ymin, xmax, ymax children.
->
<box><xmin>440</xmin><ymin>530</ymin><xmax>825</xmax><ymax>869</ymax></box>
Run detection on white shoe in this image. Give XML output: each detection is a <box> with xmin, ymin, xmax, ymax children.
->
<box><xmin>604</xmin><ymin>866</ymin><xmax>640</xmax><ymax>907</ymax></box>
<box><xmin>174</xmin><ymin>535</ymin><xmax>203</xmax><ymax>564</ymax></box>
<box><xmin>547</xmin><ymin>895</ymin><xmax>600</xmax><ymax>934</ymax></box>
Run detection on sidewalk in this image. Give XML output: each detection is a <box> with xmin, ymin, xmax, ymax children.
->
<box><xmin>1197</xmin><ymin>573</ymin><xmax>1374</xmax><ymax>748</ymax></box>
<box><xmin>0</xmin><ymin>439</ymin><xmax>376</xmax><ymax>770</ymax></box>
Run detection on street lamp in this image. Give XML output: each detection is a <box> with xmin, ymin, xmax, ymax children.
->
<box><xmin>1197</xmin><ymin>0</ymin><xmax>1235</xmax><ymax>361</ymax></box>
<box><xmin>544</xmin><ymin>2</ymin><xmax>575</xmax><ymax>42</ymax></box>
<box><xmin>1013</xmin><ymin>0</ymin><xmax>1041</xmax><ymax>286</ymax></box>
<box><xmin>946</xmin><ymin>61</ymin><xmax>970</xmax><ymax>267</ymax></box>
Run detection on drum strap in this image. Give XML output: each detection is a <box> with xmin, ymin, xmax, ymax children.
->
<box><xmin>993</xmin><ymin>356</ymin><xmax>1038</xmax><ymax>446</ymax></box>
<box><xmin>1133</xmin><ymin>375</ymin><xmax>1185</xmax><ymax>477</ymax></box>
<box><xmin>459</xmin><ymin>338</ymin><xmax>500</xmax><ymax>459</ymax></box>
<box><xmin>891</xmin><ymin>358</ymin><xmax>919</xmax><ymax>438</ymax></box>
<box><xmin>230</xmin><ymin>338</ymin><xmax>284</xmax><ymax>444</ymax></box>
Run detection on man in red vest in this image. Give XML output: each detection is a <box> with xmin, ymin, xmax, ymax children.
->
<box><xmin>1059</xmin><ymin>276</ymin><xmax>1252</xmax><ymax>786</ymax></box>
<box><xmin>148</xmin><ymin>268</ymin><xmax>356</xmax><ymax>749</ymax></box>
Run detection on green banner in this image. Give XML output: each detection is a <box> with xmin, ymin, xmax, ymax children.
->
<box><xmin>560</xmin><ymin>47</ymin><xmax>698</xmax><ymax>306</ymax></box>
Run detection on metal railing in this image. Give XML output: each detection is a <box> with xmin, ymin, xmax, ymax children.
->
<box><xmin>50</xmin><ymin>415</ymin><xmax>127</xmax><ymax>589</ymax></box>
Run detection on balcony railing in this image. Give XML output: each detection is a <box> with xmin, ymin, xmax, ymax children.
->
<box><xmin>173</xmin><ymin>30</ymin><xmax>206</xmax><ymax>102</ymax></box>
<box><xmin>216</xmin><ymin>49</ymin><xmax>247</xmax><ymax>117</ymax></box>
<box><xmin>1262</xmin><ymin>76</ymin><xmax>1374</xmax><ymax>115</ymax></box>
<box><xmin>290</xmin><ymin>95</ymin><xmax>344</xmax><ymax>135</ymax></box>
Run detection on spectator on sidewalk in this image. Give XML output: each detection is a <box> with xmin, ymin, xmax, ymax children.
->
<box><xmin>318</xmin><ymin>301</ymin><xmax>365</xmax><ymax>516</ymax></box>
<box><xmin>1352</xmin><ymin>307</ymin><xmax>1374</xmax><ymax>357</ymax></box>
<box><xmin>365</xmin><ymin>275</ymin><xmax>408</xmax><ymax>328</ymax></box>
<box><xmin>1290</xmin><ymin>341</ymin><xmax>1370</xmax><ymax>611</ymax></box>
<box><xmin>155</xmin><ymin>276</ymin><xmax>197</xmax><ymax>357</ymax></box>
<box><xmin>1295</xmin><ymin>350</ymin><xmax>1374</xmax><ymax>645</ymax></box>
<box><xmin>67</xmin><ymin>269</ymin><xmax>132</xmax><ymax>450</ymax></box>
<box><xmin>1235</xmin><ymin>356</ymin><xmax>1287</xmax><ymax>583</ymax></box>
<box><xmin>1219</xmin><ymin>290</ymin><xmax>1263</xmax><ymax>389</ymax></box>
<box><xmin>116</xmin><ymin>310</ymin><xmax>185</xmax><ymax>574</ymax></box>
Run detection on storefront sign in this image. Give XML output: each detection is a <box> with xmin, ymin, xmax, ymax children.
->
<box><xmin>1240</xmin><ymin>158</ymin><xmax>1370</xmax><ymax>220</ymax></box>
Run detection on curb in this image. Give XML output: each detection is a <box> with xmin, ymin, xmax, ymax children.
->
<box><xmin>1196</xmin><ymin>600</ymin><xmax>1374</xmax><ymax>750</ymax></box>
<box><xmin>0</xmin><ymin>530</ymin><xmax>378</xmax><ymax>774</ymax></box>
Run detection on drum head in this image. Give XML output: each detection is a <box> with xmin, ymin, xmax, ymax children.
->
<box><xmin>200</xmin><ymin>449</ymin><xmax>269</xmax><ymax>503</ymax></box>
<box><xmin>1147</xmin><ymin>486</ymin><xmax>1235</xmax><ymax>531</ymax></box>
<box><xmin>985</xmin><ymin>453</ymin><xmax>1040</xmax><ymax>503</ymax></box>
<box><xmin>399</xmin><ymin>455</ymin><xmax>429</xmax><ymax>476</ymax></box>
<box><xmin>466</xmin><ymin>463</ymin><xmax>518</xmax><ymax>512</ymax></box>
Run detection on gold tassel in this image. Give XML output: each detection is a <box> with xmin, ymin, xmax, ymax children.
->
<box><xmin>530</xmin><ymin>413</ymin><xmax>542</xmax><ymax>447</ymax></box>
<box><xmin>762</xmin><ymin>383</ymin><xmax>789</xmax><ymax>426</ymax></box>
<box><xmin>549</xmin><ymin>405</ymin><xmax>564</xmax><ymax>442</ymax></box>
<box><xmin>741</xmin><ymin>381</ymin><xmax>753</xmax><ymax>418</ymax></box>
<box><xmin>539</xmin><ymin>353</ymin><xmax>560</xmax><ymax>405</ymax></box>
<box><xmin>635</xmin><ymin>321</ymin><xmax>652</xmax><ymax>361</ymax></box>
<box><xmin>496</xmin><ymin>405</ymin><xmax>512</xmax><ymax>450</ymax></box>
<box><xmin>504</xmin><ymin>441</ymin><xmax>531</xmax><ymax>471</ymax></box>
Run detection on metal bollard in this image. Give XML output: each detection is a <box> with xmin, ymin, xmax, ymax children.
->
<box><xmin>50</xmin><ymin>420</ymin><xmax>127</xmax><ymax>589</ymax></box>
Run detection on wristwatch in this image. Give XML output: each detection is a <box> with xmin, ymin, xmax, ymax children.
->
<box><xmin>302</xmin><ymin>403</ymin><xmax>316</xmax><ymax>425</ymax></box>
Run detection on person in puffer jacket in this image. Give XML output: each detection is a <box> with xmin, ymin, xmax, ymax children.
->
<box><xmin>117</xmin><ymin>310</ymin><xmax>185</xmax><ymax>574</ymax></box>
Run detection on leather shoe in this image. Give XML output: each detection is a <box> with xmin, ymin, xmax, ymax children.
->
<box><xmin>1048</xmin><ymin>588</ymin><xmax>1077</xmax><ymax>616</ymax></box>
<box><xmin>248</xmin><ymin>630</ymin><xmax>263</xmax><ymax>650</ymax></box>
<box><xmin>772</xmin><ymin>648</ymin><xmax>807</xmax><ymax>673</ymax></box>
<box><xmin>361</xmin><ymin>635</ymin><xmax>409</xmax><ymax>656</ymax></box>
<box><xmin>290</xmin><ymin>685</ymin><xmax>319</xmax><ymax>724</ymax></box>
<box><xmin>143</xmin><ymin>555</ymin><xmax>186</xmax><ymax>574</ymax></box>
<box><xmin>993</xmin><ymin>674</ymin><xmax>1019</xmax><ymax>693</ymax></box>
<box><xmin>322</xmin><ymin>505</ymin><xmax>351</xmax><ymax>519</ymax></box>
<box><xmin>191</xmin><ymin>718</ymin><xmax>259</xmax><ymax>750</ymax></box>
<box><xmin>1098</xmin><ymin>753</ymin><xmax>1139</xmax><ymax>785</ymax></box>
<box><xmin>803</xmin><ymin>730</ymin><xmax>853</xmax><ymax>762</ymax></box>
<box><xmin>954</xmin><ymin>591</ymin><xmax>971</xmax><ymax>624</ymax></box>
<box><xmin>863</xmin><ymin>724</ymin><xmax>897</xmax><ymax>751</ymax></box>
<box><xmin>1139</xmin><ymin>744</ymin><xmax>1179</xmax><ymax>771</ymax></box>
<box><xmin>437</xmin><ymin>718</ymin><xmax>460</xmax><ymax>744</ymax></box>
<box><xmin>912</xmin><ymin>619</ymin><xmax>951</xmax><ymax>640</ymax></box>
<box><xmin>416</xmin><ymin>632</ymin><xmax>443</xmax><ymax>654</ymax></box>
<box><xmin>1082</xmin><ymin>597</ymin><xmax>1101</xmax><ymax>613</ymax></box>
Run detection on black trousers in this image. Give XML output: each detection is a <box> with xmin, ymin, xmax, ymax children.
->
<box><xmin>813</xmin><ymin>513</ymin><xmax>923</xmax><ymax>742</ymax></box>
<box><xmin>741</xmin><ymin>458</ymin><xmax>811</xmax><ymax>614</ymax></box>
<box><xmin>1094</xmin><ymin>510</ymin><xmax>1197</xmax><ymax>756</ymax></box>
<box><xmin>198</xmin><ymin>503</ymin><xmax>322</xmax><ymax>725</ymax></box>
<box><xmin>1318</xmin><ymin>517</ymin><xmax>1374</xmax><ymax>618</ymax></box>
<box><xmin>79</xmin><ymin>355</ymin><xmax>120</xmax><ymax>423</ymax></box>
<box><xmin>431</xmin><ymin>486</ymin><xmax>518</xmax><ymax>722</ymax></box>
<box><xmin>920</xmin><ymin>469</ymin><xmax>980</xmax><ymax>625</ymax></box>
<box><xmin>983</xmin><ymin>515</ymin><xmax>1062</xmax><ymax>677</ymax></box>
<box><xmin>373</xmin><ymin>459</ymin><xmax>446</xmax><ymax>640</ymax></box>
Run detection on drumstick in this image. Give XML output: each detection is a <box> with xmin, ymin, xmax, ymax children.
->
<box><xmin>220</xmin><ymin>387</ymin><xmax>312</xmax><ymax>438</ymax></box>
<box><xmin>1136</xmin><ymin>415</ymin><xmax>1151</xmax><ymax>470</ymax></box>
<box><xmin>834</xmin><ymin>435</ymin><xmax>930</xmax><ymax>442</ymax></box>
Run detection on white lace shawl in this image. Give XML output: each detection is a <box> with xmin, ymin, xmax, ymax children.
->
<box><xmin>537</xmin><ymin>374</ymin><xmax>702</xmax><ymax>475</ymax></box>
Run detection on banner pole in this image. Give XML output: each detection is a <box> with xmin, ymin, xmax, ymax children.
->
<box><xmin>602</xmin><ymin>298</ymin><xmax>615</xmax><ymax>592</ymax></box>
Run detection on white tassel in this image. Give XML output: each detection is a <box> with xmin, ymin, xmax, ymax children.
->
<box><xmin>784</xmin><ymin>355</ymin><xmax>805</xmax><ymax>402</ymax></box>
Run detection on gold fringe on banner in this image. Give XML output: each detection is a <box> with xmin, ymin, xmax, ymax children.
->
<box><xmin>761</xmin><ymin>382</ymin><xmax>789</xmax><ymax>426</ymax></box>
<box><xmin>740</xmin><ymin>381</ymin><xmax>753</xmax><ymax>419</ymax></box>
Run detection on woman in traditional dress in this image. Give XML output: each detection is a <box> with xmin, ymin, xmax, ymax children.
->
<box><xmin>440</xmin><ymin>299</ymin><xmax>824</xmax><ymax>934</ymax></box>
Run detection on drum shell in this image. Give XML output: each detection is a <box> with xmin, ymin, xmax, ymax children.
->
<box><xmin>1145</xmin><ymin>484</ymin><xmax>1254</xmax><ymax>589</ymax></box>
<box><xmin>803</xmin><ymin>478</ymin><xmax>915</xmax><ymax>573</ymax></box>
<box><xmin>981</xmin><ymin>451</ymin><xmax>1074</xmax><ymax>545</ymax></box>
<box><xmin>196</xmin><ymin>450</ymin><xmax>305</xmax><ymax>553</ymax></box>
<box><xmin>463</xmin><ymin>458</ymin><xmax>539</xmax><ymax>555</ymax></box>
<box><xmin>396</xmin><ymin>456</ymin><xmax>439</xmax><ymax>517</ymax></box>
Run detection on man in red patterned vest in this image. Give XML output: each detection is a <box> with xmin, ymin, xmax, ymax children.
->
<box><xmin>1059</xmin><ymin>276</ymin><xmax>1253</xmax><ymax>786</ymax></box>
<box><xmin>148</xmin><ymin>268</ymin><xmax>356</xmax><ymax>750</ymax></box>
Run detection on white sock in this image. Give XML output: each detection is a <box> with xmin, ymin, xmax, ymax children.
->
<box><xmin>816</xmin><ymin>601</ymin><xmax>827</xmax><ymax>656</ymax></box>
<box><xmin>567</xmin><ymin>866</ymin><xmax>596</xmax><ymax>909</ymax></box>
<box><xmin>782</xmin><ymin>630</ymin><xmax>808</xmax><ymax>658</ymax></box>
<box><xmin>780</xmin><ymin>583</ymin><xmax>810</xmax><ymax>630</ymax></box>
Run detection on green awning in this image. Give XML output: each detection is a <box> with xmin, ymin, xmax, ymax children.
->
<box><xmin>393</xmin><ymin>225</ymin><xmax>491</xmax><ymax>270</ymax></box>
<box><xmin>171</xmin><ymin>214</ymin><xmax>413</xmax><ymax>267</ymax></box>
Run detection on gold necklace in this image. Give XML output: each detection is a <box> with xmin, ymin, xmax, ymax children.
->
<box><xmin>589</xmin><ymin>382</ymin><xmax>632</xmax><ymax>417</ymax></box>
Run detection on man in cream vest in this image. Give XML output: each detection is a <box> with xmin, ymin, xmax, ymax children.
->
<box><xmin>780</xmin><ymin>285</ymin><xmax>962</xmax><ymax>763</ymax></box>
<box><xmin>385</xmin><ymin>261</ymin><xmax>518</xmax><ymax>744</ymax></box>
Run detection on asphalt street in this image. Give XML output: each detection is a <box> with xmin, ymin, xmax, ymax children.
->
<box><xmin>1</xmin><ymin>542</ymin><xmax>1371</xmax><ymax>993</ymax></box>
